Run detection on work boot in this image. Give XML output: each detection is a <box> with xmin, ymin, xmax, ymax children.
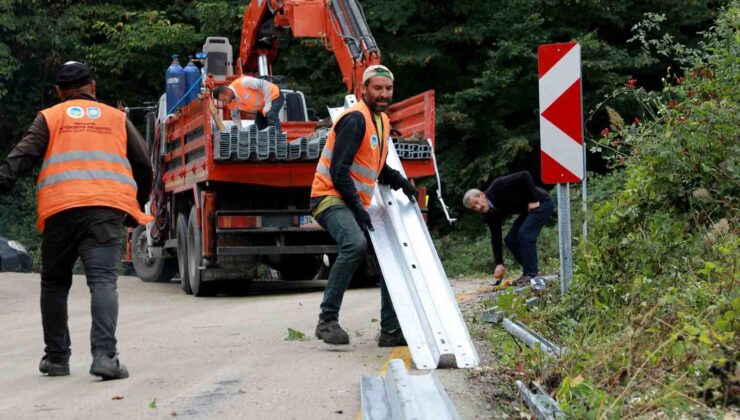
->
<box><xmin>89</xmin><ymin>353</ymin><xmax>129</xmax><ymax>380</ymax></box>
<box><xmin>378</xmin><ymin>329</ymin><xmax>407</xmax><ymax>347</ymax></box>
<box><xmin>39</xmin><ymin>355</ymin><xmax>70</xmax><ymax>376</ymax></box>
<box><xmin>315</xmin><ymin>319</ymin><xmax>350</xmax><ymax>345</ymax></box>
<box><xmin>510</xmin><ymin>275</ymin><xmax>533</xmax><ymax>287</ymax></box>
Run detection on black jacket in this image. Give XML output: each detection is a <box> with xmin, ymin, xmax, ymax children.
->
<box><xmin>483</xmin><ymin>171</ymin><xmax>550</xmax><ymax>265</ymax></box>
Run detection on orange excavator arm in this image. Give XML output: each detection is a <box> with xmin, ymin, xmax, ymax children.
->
<box><xmin>239</xmin><ymin>0</ymin><xmax>381</xmax><ymax>98</ymax></box>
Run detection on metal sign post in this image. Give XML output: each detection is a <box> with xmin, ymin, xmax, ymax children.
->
<box><xmin>538</xmin><ymin>42</ymin><xmax>584</xmax><ymax>294</ymax></box>
<box><xmin>557</xmin><ymin>183</ymin><xmax>573</xmax><ymax>294</ymax></box>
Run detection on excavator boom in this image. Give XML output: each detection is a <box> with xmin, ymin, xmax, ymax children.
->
<box><xmin>240</xmin><ymin>0</ymin><xmax>380</xmax><ymax>98</ymax></box>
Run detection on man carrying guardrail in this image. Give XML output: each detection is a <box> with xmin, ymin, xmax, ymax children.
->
<box><xmin>309</xmin><ymin>65</ymin><xmax>418</xmax><ymax>346</ymax></box>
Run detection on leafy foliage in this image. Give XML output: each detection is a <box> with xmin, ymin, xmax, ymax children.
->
<box><xmin>477</xmin><ymin>7</ymin><xmax>739</xmax><ymax>417</ymax></box>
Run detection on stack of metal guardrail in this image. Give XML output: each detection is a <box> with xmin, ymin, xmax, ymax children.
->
<box><xmin>392</xmin><ymin>137</ymin><xmax>432</xmax><ymax>160</ymax></box>
<box><xmin>214</xmin><ymin>126</ymin><xmax>329</xmax><ymax>162</ymax></box>
<box><xmin>237</xmin><ymin>125</ymin><xmax>258</xmax><ymax>160</ymax></box>
<box><xmin>214</xmin><ymin>127</ymin><xmax>430</xmax><ymax>162</ymax></box>
<box><xmin>305</xmin><ymin>128</ymin><xmax>329</xmax><ymax>160</ymax></box>
<box><xmin>287</xmin><ymin>137</ymin><xmax>302</xmax><ymax>160</ymax></box>
<box><xmin>214</xmin><ymin>125</ymin><xmax>239</xmax><ymax>160</ymax></box>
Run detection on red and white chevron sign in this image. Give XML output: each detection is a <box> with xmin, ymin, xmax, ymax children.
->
<box><xmin>538</xmin><ymin>42</ymin><xmax>584</xmax><ymax>184</ymax></box>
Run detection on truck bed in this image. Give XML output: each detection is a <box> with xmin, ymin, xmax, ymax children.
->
<box><xmin>160</xmin><ymin>90</ymin><xmax>436</xmax><ymax>193</ymax></box>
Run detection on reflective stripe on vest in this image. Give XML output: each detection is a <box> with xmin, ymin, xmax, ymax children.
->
<box><xmin>315</xmin><ymin>161</ymin><xmax>376</xmax><ymax>197</ymax></box>
<box><xmin>310</xmin><ymin>101</ymin><xmax>390</xmax><ymax>208</ymax></box>
<box><xmin>37</xmin><ymin>169</ymin><xmax>138</xmax><ymax>191</ymax></box>
<box><xmin>36</xmin><ymin>99</ymin><xmax>152</xmax><ymax>232</ymax></box>
<box><xmin>40</xmin><ymin>151</ymin><xmax>132</xmax><ymax>171</ymax></box>
<box><xmin>319</xmin><ymin>148</ymin><xmax>379</xmax><ymax>182</ymax></box>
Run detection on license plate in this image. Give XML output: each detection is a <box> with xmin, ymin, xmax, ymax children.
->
<box><xmin>299</xmin><ymin>215</ymin><xmax>319</xmax><ymax>228</ymax></box>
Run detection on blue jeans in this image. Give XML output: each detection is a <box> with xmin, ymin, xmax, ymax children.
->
<box><xmin>40</xmin><ymin>208</ymin><xmax>123</xmax><ymax>362</ymax></box>
<box><xmin>255</xmin><ymin>93</ymin><xmax>285</xmax><ymax>132</ymax></box>
<box><xmin>504</xmin><ymin>199</ymin><xmax>554</xmax><ymax>276</ymax></box>
<box><xmin>316</xmin><ymin>204</ymin><xmax>400</xmax><ymax>332</ymax></box>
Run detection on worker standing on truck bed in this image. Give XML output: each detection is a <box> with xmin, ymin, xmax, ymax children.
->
<box><xmin>309</xmin><ymin>65</ymin><xmax>418</xmax><ymax>347</ymax></box>
<box><xmin>0</xmin><ymin>61</ymin><xmax>153</xmax><ymax>380</ymax></box>
<box><xmin>213</xmin><ymin>76</ymin><xmax>284</xmax><ymax>132</ymax></box>
<box><xmin>463</xmin><ymin>171</ymin><xmax>554</xmax><ymax>286</ymax></box>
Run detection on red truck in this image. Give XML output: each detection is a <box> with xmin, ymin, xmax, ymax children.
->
<box><xmin>127</xmin><ymin>0</ymin><xmax>437</xmax><ymax>296</ymax></box>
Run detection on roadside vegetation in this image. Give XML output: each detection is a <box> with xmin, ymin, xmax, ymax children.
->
<box><xmin>470</xmin><ymin>6</ymin><xmax>739</xmax><ymax>418</ymax></box>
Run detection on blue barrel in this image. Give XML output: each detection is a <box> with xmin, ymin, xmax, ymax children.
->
<box><xmin>165</xmin><ymin>54</ymin><xmax>185</xmax><ymax>114</ymax></box>
<box><xmin>183</xmin><ymin>56</ymin><xmax>201</xmax><ymax>106</ymax></box>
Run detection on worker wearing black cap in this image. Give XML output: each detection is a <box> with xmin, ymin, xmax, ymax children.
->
<box><xmin>0</xmin><ymin>61</ymin><xmax>154</xmax><ymax>380</ymax></box>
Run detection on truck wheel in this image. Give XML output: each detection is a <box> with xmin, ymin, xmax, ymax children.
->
<box><xmin>132</xmin><ymin>225</ymin><xmax>177</xmax><ymax>283</ymax></box>
<box><xmin>176</xmin><ymin>214</ymin><xmax>192</xmax><ymax>295</ymax></box>
<box><xmin>187</xmin><ymin>206</ymin><xmax>213</xmax><ymax>297</ymax></box>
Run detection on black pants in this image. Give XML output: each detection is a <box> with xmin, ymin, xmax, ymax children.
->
<box><xmin>316</xmin><ymin>204</ymin><xmax>400</xmax><ymax>332</ymax></box>
<box><xmin>504</xmin><ymin>199</ymin><xmax>554</xmax><ymax>276</ymax></box>
<box><xmin>40</xmin><ymin>207</ymin><xmax>124</xmax><ymax>363</ymax></box>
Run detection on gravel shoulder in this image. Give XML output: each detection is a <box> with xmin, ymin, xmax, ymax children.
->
<box><xmin>0</xmin><ymin>273</ymin><xmax>501</xmax><ymax>419</ymax></box>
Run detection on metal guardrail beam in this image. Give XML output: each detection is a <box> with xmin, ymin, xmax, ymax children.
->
<box><xmin>361</xmin><ymin>359</ymin><xmax>461</xmax><ymax>420</ymax></box>
<box><xmin>502</xmin><ymin>319</ymin><xmax>565</xmax><ymax>357</ymax></box>
<box><xmin>516</xmin><ymin>381</ymin><xmax>566</xmax><ymax>420</ymax></box>
<box><xmin>482</xmin><ymin>275</ymin><xmax>559</xmax><ymax>323</ymax></box>
<box><xmin>482</xmin><ymin>297</ymin><xmax>540</xmax><ymax>323</ymax></box>
<box><xmin>368</xmin><ymin>144</ymin><xmax>479</xmax><ymax>370</ymax></box>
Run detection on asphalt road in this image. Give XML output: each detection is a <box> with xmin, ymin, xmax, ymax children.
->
<box><xmin>0</xmin><ymin>273</ymin><xmax>492</xmax><ymax>419</ymax></box>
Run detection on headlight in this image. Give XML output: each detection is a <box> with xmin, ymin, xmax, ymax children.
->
<box><xmin>7</xmin><ymin>240</ymin><xmax>28</xmax><ymax>254</ymax></box>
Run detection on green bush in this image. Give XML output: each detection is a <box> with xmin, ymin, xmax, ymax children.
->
<box><xmin>480</xmin><ymin>5</ymin><xmax>739</xmax><ymax>418</ymax></box>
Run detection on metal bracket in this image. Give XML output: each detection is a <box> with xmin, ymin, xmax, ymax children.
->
<box><xmin>368</xmin><ymin>144</ymin><xmax>479</xmax><ymax>370</ymax></box>
<box><xmin>516</xmin><ymin>381</ymin><xmax>566</xmax><ymax>420</ymax></box>
<box><xmin>361</xmin><ymin>359</ymin><xmax>461</xmax><ymax>420</ymax></box>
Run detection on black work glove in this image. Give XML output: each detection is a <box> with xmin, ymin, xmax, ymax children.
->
<box><xmin>354</xmin><ymin>207</ymin><xmax>374</xmax><ymax>232</ymax></box>
<box><xmin>399</xmin><ymin>178</ymin><xmax>418</xmax><ymax>203</ymax></box>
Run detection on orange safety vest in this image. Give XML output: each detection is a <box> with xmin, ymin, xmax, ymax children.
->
<box><xmin>228</xmin><ymin>77</ymin><xmax>281</xmax><ymax>114</ymax></box>
<box><xmin>310</xmin><ymin>101</ymin><xmax>390</xmax><ymax>208</ymax></box>
<box><xmin>36</xmin><ymin>99</ymin><xmax>153</xmax><ymax>232</ymax></box>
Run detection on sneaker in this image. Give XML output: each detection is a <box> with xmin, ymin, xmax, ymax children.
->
<box><xmin>39</xmin><ymin>355</ymin><xmax>70</xmax><ymax>376</ymax></box>
<box><xmin>378</xmin><ymin>329</ymin><xmax>407</xmax><ymax>347</ymax></box>
<box><xmin>90</xmin><ymin>353</ymin><xmax>129</xmax><ymax>380</ymax></box>
<box><xmin>315</xmin><ymin>319</ymin><xmax>350</xmax><ymax>345</ymax></box>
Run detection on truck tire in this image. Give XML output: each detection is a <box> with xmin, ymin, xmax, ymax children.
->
<box><xmin>132</xmin><ymin>225</ymin><xmax>177</xmax><ymax>283</ymax></box>
<box><xmin>176</xmin><ymin>214</ymin><xmax>192</xmax><ymax>295</ymax></box>
<box><xmin>187</xmin><ymin>206</ymin><xmax>213</xmax><ymax>297</ymax></box>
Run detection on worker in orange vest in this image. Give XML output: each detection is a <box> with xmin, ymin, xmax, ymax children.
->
<box><xmin>0</xmin><ymin>61</ymin><xmax>153</xmax><ymax>380</ymax></box>
<box><xmin>213</xmin><ymin>76</ymin><xmax>284</xmax><ymax>132</ymax></box>
<box><xmin>310</xmin><ymin>65</ymin><xmax>418</xmax><ymax>346</ymax></box>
